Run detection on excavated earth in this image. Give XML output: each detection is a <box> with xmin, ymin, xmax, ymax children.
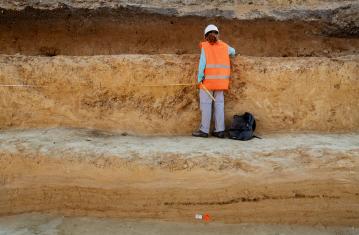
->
<box><xmin>0</xmin><ymin>1</ymin><xmax>358</xmax><ymax>56</ymax></box>
<box><xmin>0</xmin><ymin>128</ymin><xmax>358</xmax><ymax>226</ymax></box>
<box><xmin>0</xmin><ymin>0</ymin><xmax>358</xmax><ymax>232</ymax></box>
<box><xmin>0</xmin><ymin>55</ymin><xmax>358</xmax><ymax>134</ymax></box>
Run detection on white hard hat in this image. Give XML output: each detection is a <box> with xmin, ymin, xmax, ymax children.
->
<box><xmin>204</xmin><ymin>24</ymin><xmax>219</xmax><ymax>36</ymax></box>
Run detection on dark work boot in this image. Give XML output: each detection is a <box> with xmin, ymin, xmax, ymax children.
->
<box><xmin>192</xmin><ymin>130</ymin><xmax>209</xmax><ymax>138</ymax></box>
<box><xmin>212</xmin><ymin>131</ymin><xmax>225</xmax><ymax>138</ymax></box>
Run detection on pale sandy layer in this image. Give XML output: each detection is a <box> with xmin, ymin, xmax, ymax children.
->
<box><xmin>0</xmin><ymin>213</ymin><xmax>358</xmax><ymax>235</ymax></box>
<box><xmin>0</xmin><ymin>55</ymin><xmax>358</xmax><ymax>134</ymax></box>
<box><xmin>0</xmin><ymin>128</ymin><xmax>358</xmax><ymax>225</ymax></box>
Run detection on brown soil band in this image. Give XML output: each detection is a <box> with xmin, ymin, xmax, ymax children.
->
<box><xmin>0</xmin><ymin>7</ymin><xmax>358</xmax><ymax>56</ymax></box>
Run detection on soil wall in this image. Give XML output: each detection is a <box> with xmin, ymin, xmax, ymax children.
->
<box><xmin>0</xmin><ymin>55</ymin><xmax>358</xmax><ymax>134</ymax></box>
<box><xmin>0</xmin><ymin>6</ymin><xmax>358</xmax><ymax>57</ymax></box>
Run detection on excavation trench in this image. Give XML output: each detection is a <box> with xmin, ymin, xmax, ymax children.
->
<box><xmin>0</xmin><ymin>3</ymin><xmax>359</xmax><ymax>229</ymax></box>
<box><xmin>0</xmin><ymin>7</ymin><xmax>358</xmax><ymax>57</ymax></box>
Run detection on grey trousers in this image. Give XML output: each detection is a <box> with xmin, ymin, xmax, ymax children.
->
<box><xmin>199</xmin><ymin>89</ymin><xmax>225</xmax><ymax>134</ymax></box>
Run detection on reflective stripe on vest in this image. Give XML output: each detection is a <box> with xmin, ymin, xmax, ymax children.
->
<box><xmin>205</xmin><ymin>75</ymin><xmax>230</xmax><ymax>79</ymax></box>
<box><xmin>206</xmin><ymin>64</ymin><xmax>230</xmax><ymax>69</ymax></box>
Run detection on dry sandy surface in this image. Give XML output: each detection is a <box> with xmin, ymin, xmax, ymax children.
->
<box><xmin>0</xmin><ymin>213</ymin><xmax>358</xmax><ymax>235</ymax></box>
<box><xmin>0</xmin><ymin>128</ymin><xmax>358</xmax><ymax>225</ymax></box>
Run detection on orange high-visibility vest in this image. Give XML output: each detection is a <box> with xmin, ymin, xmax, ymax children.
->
<box><xmin>199</xmin><ymin>40</ymin><xmax>230</xmax><ymax>91</ymax></box>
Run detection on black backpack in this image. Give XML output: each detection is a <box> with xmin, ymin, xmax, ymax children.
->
<box><xmin>228</xmin><ymin>112</ymin><xmax>260</xmax><ymax>140</ymax></box>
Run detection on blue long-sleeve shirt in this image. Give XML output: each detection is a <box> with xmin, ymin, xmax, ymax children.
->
<box><xmin>197</xmin><ymin>46</ymin><xmax>236</xmax><ymax>83</ymax></box>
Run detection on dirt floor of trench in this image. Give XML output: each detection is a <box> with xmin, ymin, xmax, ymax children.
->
<box><xmin>1</xmin><ymin>213</ymin><xmax>359</xmax><ymax>235</ymax></box>
<box><xmin>0</xmin><ymin>128</ymin><xmax>358</xmax><ymax>226</ymax></box>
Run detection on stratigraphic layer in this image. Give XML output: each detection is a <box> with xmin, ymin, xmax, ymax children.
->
<box><xmin>0</xmin><ymin>55</ymin><xmax>358</xmax><ymax>134</ymax></box>
<box><xmin>0</xmin><ymin>129</ymin><xmax>358</xmax><ymax>225</ymax></box>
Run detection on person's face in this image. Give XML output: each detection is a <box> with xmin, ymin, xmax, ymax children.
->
<box><xmin>205</xmin><ymin>31</ymin><xmax>219</xmax><ymax>44</ymax></box>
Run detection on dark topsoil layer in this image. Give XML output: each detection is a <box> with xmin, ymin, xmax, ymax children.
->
<box><xmin>0</xmin><ymin>6</ymin><xmax>358</xmax><ymax>57</ymax></box>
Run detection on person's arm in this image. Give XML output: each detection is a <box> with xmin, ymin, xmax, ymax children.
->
<box><xmin>197</xmin><ymin>48</ymin><xmax>206</xmax><ymax>83</ymax></box>
<box><xmin>228</xmin><ymin>46</ymin><xmax>236</xmax><ymax>57</ymax></box>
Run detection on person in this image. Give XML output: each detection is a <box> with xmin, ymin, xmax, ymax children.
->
<box><xmin>192</xmin><ymin>24</ymin><xmax>236</xmax><ymax>138</ymax></box>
